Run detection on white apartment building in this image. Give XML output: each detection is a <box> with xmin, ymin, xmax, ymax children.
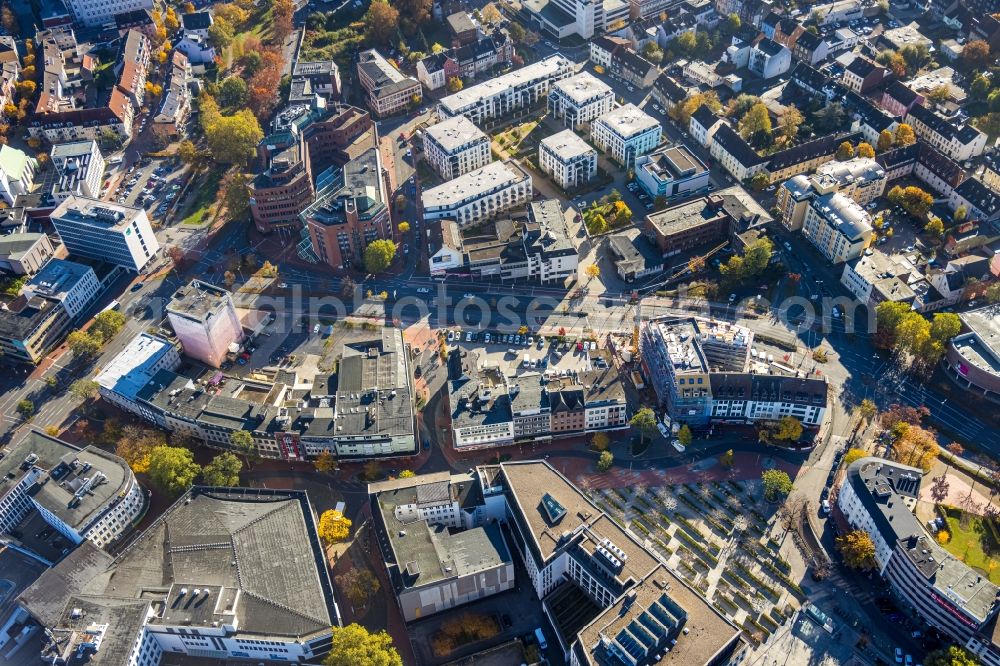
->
<box><xmin>539</xmin><ymin>129</ymin><xmax>598</xmax><ymax>190</ymax></box>
<box><xmin>24</xmin><ymin>258</ymin><xmax>101</xmax><ymax>319</ymax></box>
<box><xmin>438</xmin><ymin>55</ymin><xmax>574</xmax><ymax>127</ymax></box>
<box><xmin>96</xmin><ymin>332</ymin><xmax>181</xmax><ymax>424</ymax></box>
<box><xmin>50</xmin><ymin>196</ymin><xmax>159</xmax><ymax>271</ymax></box>
<box><xmin>906</xmin><ymin>104</ymin><xmax>988</xmax><ymax>162</ymax></box>
<box><xmin>814</xmin><ymin>157</ymin><xmax>887</xmax><ymax>206</ymax></box>
<box><xmin>0</xmin><ymin>145</ymin><xmax>37</xmax><ymax>205</ymax></box>
<box><xmin>591</xmin><ymin>104</ymin><xmax>662</xmax><ymax>167</ymax></box>
<box><xmin>547</xmin><ymin>72</ymin><xmax>614</xmax><ymax>130</ymax></box>
<box><xmin>50</xmin><ymin>140</ymin><xmax>105</xmax><ymax>203</ymax></box>
<box><xmin>421</xmin><ymin>160</ymin><xmax>532</xmax><ymax>227</ymax></box>
<box><xmin>166</xmin><ymin>280</ymin><xmax>244</xmax><ymax>368</ymax></box>
<box><xmin>356</xmin><ymin>49</ymin><xmax>422</xmax><ymax>117</ymax></box>
<box><xmin>65</xmin><ymin>0</ymin><xmax>152</xmax><ymax>27</ymax></box>
<box><xmin>0</xmin><ymin>429</ymin><xmax>144</xmax><ymax>549</ymax></box>
<box><xmin>422</xmin><ymin>115</ymin><xmax>491</xmax><ymax>181</ymax></box>
<box><xmin>801</xmin><ymin>191</ymin><xmax>873</xmax><ymax>264</ymax></box>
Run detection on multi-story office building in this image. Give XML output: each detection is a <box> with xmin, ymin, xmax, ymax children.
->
<box><xmin>591</xmin><ymin>104</ymin><xmax>661</xmax><ymax>167</ymax></box>
<box><xmin>490</xmin><ymin>461</ymin><xmax>744</xmax><ymax>664</ymax></box>
<box><xmin>634</xmin><ymin>144</ymin><xmax>709</xmax><ymax>200</ymax></box>
<box><xmin>20</xmin><ymin>487</ymin><xmax>340</xmax><ymax>665</ymax></box>
<box><xmin>105</xmin><ymin>328</ymin><xmax>418</xmax><ymax>461</ymax></box>
<box><xmin>523</xmin><ymin>0</ymin><xmax>629</xmax><ymax>39</ymax></box>
<box><xmin>906</xmin><ymin>104</ymin><xmax>988</xmax><ymax>162</ymax></box>
<box><xmin>800</xmin><ymin>183</ymin><xmax>873</xmax><ymax>264</ymax></box>
<box><xmin>547</xmin><ymin>72</ymin><xmax>614</xmax><ymax>130</ymax></box>
<box><xmin>166</xmin><ymin>280</ymin><xmax>244</xmax><ymax>368</ymax></box>
<box><xmin>250</xmin><ymin>135</ymin><xmax>315</xmax><ymax>233</ymax></box>
<box><xmin>368</xmin><ymin>471</ymin><xmax>515</xmax><ymax>622</ymax></box>
<box><xmin>49</xmin><ymin>196</ymin><xmax>159</xmax><ymax>272</ymax></box>
<box><xmin>24</xmin><ymin>259</ymin><xmax>101</xmax><ymax>319</ymax></box>
<box><xmin>539</xmin><ymin>129</ymin><xmax>598</xmax><ymax>190</ymax></box>
<box><xmin>50</xmin><ymin>140</ymin><xmax>105</xmax><ymax>203</ymax></box>
<box><xmin>356</xmin><ymin>49</ymin><xmax>422</xmax><ymax>117</ymax></box>
<box><xmin>96</xmin><ymin>332</ymin><xmax>181</xmax><ymax>423</ymax></box>
<box><xmin>64</xmin><ymin>0</ymin><xmax>151</xmax><ymax>27</ymax></box>
<box><xmin>943</xmin><ymin>305</ymin><xmax>1000</xmax><ymax>404</ymax></box>
<box><xmin>422</xmin><ymin>115</ymin><xmax>491</xmax><ymax>181</ymax></box>
<box><xmin>641</xmin><ymin>316</ymin><xmax>829</xmax><ymax>426</ymax></box>
<box><xmin>438</xmin><ymin>55</ymin><xmax>574</xmax><ymax>127</ymax></box>
<box><xmin>839</xmin><ymin>457</ymin><xmax>1000</xmax><ymax>666</ymax></box>
<box><xmin>304</xmin><ymin>147</ymin><xmax>393</xmax><ymax>270</ymax></box>
<box><xmin>421</xmin><ymin>160</ymin><xmax>532</xmax><ymax>227</ymax></box>
<box><xmin>0</xmin><ymin>429</ymin><xmax>144</xmax><ymax>549</ymax></box>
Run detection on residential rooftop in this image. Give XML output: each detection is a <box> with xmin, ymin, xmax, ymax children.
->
<box><xmin>95</xmin><ymin>333</ymin><xmax>177</xmax><ymax>401</ymax></box>
<box><xmin>423</xmin><ymin>114</ymin><xmax>489</xmax><ymax>153</ymax></box>
<box><xmin>422</xmin><ymin>160</ymin><xmax>529</xmax><ymax>209</ymax></box>
<box><xmin>540</xmin><ymin>129</ymin><xmax>596</xmax><ymax>162</ymax></box>
<box><xmin>552</xmin><ymin>71</ymin><xmax>612</xmax><ymax>105</ymax></box>
<box><xmin>595</xmin><ymin>104</ymin><xmax>661</xmax><ymax>139</ymax></box>
<box><xmin>439</xmin><ymin>55</ymin><xmax>573</xmax><ymax>114</ymax></box>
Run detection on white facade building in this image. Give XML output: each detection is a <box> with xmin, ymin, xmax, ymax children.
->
<box><xmin>49</xmin><ymin>196</ymin><xmax>159</xmax><ymax>271</ymax></box>
<box><xmin>438</xmin><ymin>55</ymin><xmax>574</xmax><ymax>126</ymax></box>
<box><xmin>51</xmin><ymin>140</ymin><xmax>105</xmax><ymax>203</ymax></box>
<box><xmin>591</xmin><ymin>104</ymin><xmax>662</xmax><ymax>167</ymax></box>
<box><xmin>95</xmin><ymin>332</ymin><xmax>181</xmax><ymax>423</ymax></box>
<box><xmin>0</xmin><ymin>145</ymin><xmax>38</xmax><ymax>205</ymax></box>
<box><xmin>421</xmin><ymin>161</ymin><xmax>533</xmax><ymax>227</ymax></box>
<box><xmin>166</xmin><ymin>280</ymin><xmax>244</xmax><ymax>368</ymax></box>
<box><xmin>801</xmin><ymin>191</ymin><xmax>873</xmax><ymax>264</ymax></box>
<box><xmin>547</xmin><ymin>72</ymin><xmax>614</xmax><ymax>130</ymax></box>
<box><xmin>65</xmin><ymin>0</ymin><xmax>152</xmax><ymax>27</ymax></box>
<box><xmin>422</xmin><ymin>115</ymin><xmax>491</xmax><ymax>181</ymax></box>
<box><xmin>539</xmin><ymin>129</ymin><xmax>598</xmax><ymax>190</ymax></box>
<box><xmin>0</xmin><ymin>430</ymin><xmax>144</xmax><ymax>549</ymax></box>
<box><xmin>906</xmin><ymin>104</ymin><xmax>988</xmax><ymax>162</ymax></box>
<box><xmin>23</xmin><ymin>259</ymin><xmax>101</xmax><ymax>319</ymax></box>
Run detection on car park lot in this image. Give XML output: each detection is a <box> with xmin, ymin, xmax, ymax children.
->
<box><xmin>445</xmin><ymin>329</ymin><xmax>606</xmax><ymax>377</ymax></box>
<box><xmin>107</xmin><ymin>157</ymin><xmax>187</xmax><ymax>221</ymax></box>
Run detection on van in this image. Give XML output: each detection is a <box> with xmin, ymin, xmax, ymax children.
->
<box><xmin>821</xmin><ymin>500</ymin><xmax>831</xmax><ymax>515</ymax></box>
<box><xmin>535</xmin><ymin>628</ymin><xmax>548</xmax><ymax>651</ymax></box>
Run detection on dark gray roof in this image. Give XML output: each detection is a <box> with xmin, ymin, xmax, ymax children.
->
<box><xmin>844</xmin><ymin>457</ymin><xmax>922</xmax><ymax>547</ymax></box>
<box><xmin>794</xmin><ymin>28</ymin><xmax>821</xmax><ymax>50</ymax></box>
<box><xmin>691</xmin><ymin>103</ymin><xmax>719</xmax><ymax>131</ymax></box>
<box><xmin>712</xmin><ymin>123</ymin><xmax>764</xmax><ymax>168</ymax></box>
<box><xmin>884</xmin><ymin>80</ymin><xmax>920</xmax><ymax>108</ymax></box>
<box><xmin>789</xmin><ymin>61</ymin><xmax>827</xmax><ymax>94</ymax></box>
<box><xmin>18</xmin><ymin>540</ymin><xmax>115</xmax><ymax>627</ymax></box>
<box><xmin>846</xmin><ymin>55</ymin><xmax>879</xmax><ymax>78</ymax></box>
<box><xmin>654</xmin><ymin>73</ymin><xmax>687</xmax><ymax>104</ymax></box>
<box><xmin>41</xmin><ymin>596</ymin><xmax>151</xmax><ymax>666</ymax></box>
<box><xmin>908</xmin><ymin>104</ymin><xmax>985</xmax><ymax>146</ymax></box>
<box><xmin>955</xmin><ymin>177</ymin><xmax>1000</xmax><ymax>216</ymax></box>
<box><xmin>754</xmin><ymin>37</ymin><xmax>784</xmax><ymax>56</ymax></box>
<box><xmin>181</xmin><ymin>11</ymin><xmax>211</xmax><ymax>30</ymax></box>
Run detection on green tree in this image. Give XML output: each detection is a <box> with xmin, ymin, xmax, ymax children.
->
<box><xmin>672</xmin><ymin>31</ymin><xmax>697</xmax><ymax>57</ymax></box>
<box><xmin>779</xmin><ymin>106</ymin><xmax>803</xmax><ymax>142</ymax></box>
<box><xmin>178</xmin><ymin>139</ymin><xmax>199</xmax><ymax>165</ymax></box>
<box><xmin>446</xmin><ymin>76</ymin><xmax>463</xmax><ymax>92</ymax></box>
<box><xmin>960</xmin><ymin>40</ymin><xmax>991</xmax><ymax>72</ymax></box>
<box><xmin>924</xmin><ymin>646</ymin><xmax>981</xmax><ymax>666</ymax></box>
<box><xmin>970</xmin><ymin>74</ymin><xmax>991</xmax><ymax>101</ymax></box>
<box><xmin>363</xmin><ymin>239</ymin><xmax>397</xmax><ymax>274</ymax></box>
<box><xmin>314</xmin><ymin>450</ymin><xmax>337</xmax><ymax>473</ymax></box>
<box><xmin>843</xmin><ymin>448</ymin><xmax>869</xmax><ymax>467</ymax></box>
<box><xmin>954</xmin><ymin>205</ymin><xmax>968</xmax><ymax>223</ymax></box>
<box><xmin>723</xmin><ymin>13</ymin><xmax>740</xmax><ymax>35</ymax></box>
<box><xmin>91</xmin><ymin>310</ymin><xmax>126</xmax><ymax>342</ymax></box>
<box><xmin>596</xmin><ymin>450</ymin><xmax>614</xmax><ymax>472</ymax></box>
<box><xmin>750</xmin><ymin>172</ymin><xmax>770</xmax><ymax>191</ymax></box>
<box><xmin>925</xmin><ymin>217</ymin><xmax>945</xmax><ymax>237</ymax></box>
<box><xmin>337</xmin><ymin>568</ymin><xmax>381</xmax><ymax>609</ymax></box>
<box><xmin>677</xmin><ymin>424</ymin><xmax>693</xmax><ymax>447</ymax></box>
<box><xmin>148</xmin><ymin>445</ymin><xmax>201</xmax><ymax>495</ymax></box>
<box><xmin>591</xmin><ymin>431</ymin><xmax>611</xmax><ymax>451</ymax></box>
<box><xmin>398</xmin><ymin>469</ymin><xmax>415</xmax><ymax>478</ymax></box>
<box><xmin>364</xmin><ymin>0</ymin><xmax>400</xmax><ymax>45</ymax></box>
<box><xmin>201</xmin><ymin>452</ymin><xmax>243</xmax><ymax>486</ymax></box>
<box><xmin>641</xmin><ymin>41</ymin><xmax>664</xmax><ymax>64</ymax></box>
<box><xmin>202</xmin><ymin>102</ymin><xmax>263</xmax><ymax>166</ymax></box>
<box><xmin>207</xmin><ymin>16</ymin><xmax>235</xmax><ymax>49</ymax></box>
<box><xmin>720</xmin><ymin>448</ymin><xmax>734</xmax><ymax>467</ymax></box>
<box><xmin>324</xmin><ymin>624</ymin><xmax>402</xmax><ymax>666</ymax></box>
<box><xmin>887</xmin><ymin>184</ymin><xmax>933</xmax><ymax>218</ymax></box>
<box><xmin>223</xmin><ymin>172</ymin><xmax>251</xmax><ymax>220</ymax></box>
<box><xmin>67</xmin><ymin>330</ymin><xmax>102</xmax><ymax>359</ymax></box>
<box><xmin>859</xmin><ymin>398</ymin><xmax>878</xmax><ymax>423</ymax></box>
<box><xmin>69</xmin><ymin>379</ymin><xmax>100</xmax><ymax>404</ymax></box>
<box><xmin>856</xmin><ymin>142</ymin><xmax>875</xmax><ymax>158</ymax></box>
<box><xmin>986</xmin><ymin>282</ymin><xmax>1000</xmax><ymax>304</ymax></box>
<box><xmin>773</xmin><ymin>416</ymin><xmax>803</xmax><ymax>442</ymax></box>
<box><xmin>630</xmin><ymin>407</ymin><xmax>658</xmax><ymax>443</ymax></box>
<box><xmin>218</xmin><ymin>76</ymin><xmax>248</xmax><ymax>108</ymax></box>
<box><xmin>837</xmin><ymin>529</ymin><xmax>877</xmax><ymax>569</ymax></box>
<box><xmin>900</xmin><ymin>43</ymin><xmax>931</xmax><ymax>75</ymax></box>
<box><xmin>229</xmin><ymin>429</ymin><xmax>256</xmax><ymax>460</ymax></box>
<box><xmin>761</xmin><ymin>469</ymin><xmax>793</xmax><ymax>501</ymax></box>
<box><xmin>16</xmin><ymin>399</ymin><xmax>33</xmax><ymax>420</ymax></box>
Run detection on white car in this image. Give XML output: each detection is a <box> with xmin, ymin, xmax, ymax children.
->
<box><xmin>671</xmin><ymin>439</ymin><xmax>686</xmax><ymax>453</ymax></box>
<box><xmin>416</xmin><ymin>287</ymin><xmax>430</xmax><ymax>294</ymax></box>
<box><xmin>465</xmin><ymin>331</ymin><xmax>473</xmax><ymax>342</ymax></box>
<box><xmin>462</xmin><ymin>292</ymin><xmax>475</xmax><ymax>299</ymax></box>
<box><xmin>447</xmin><ymin>331</ymin><xmax>455</xmax><ymax>342</ymax></box>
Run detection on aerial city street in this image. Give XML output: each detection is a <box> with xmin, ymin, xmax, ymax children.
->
<box><xmin>0</xmin><ymin>0</ymin><xmax>999</xmax><ymax>664</ymax></box>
